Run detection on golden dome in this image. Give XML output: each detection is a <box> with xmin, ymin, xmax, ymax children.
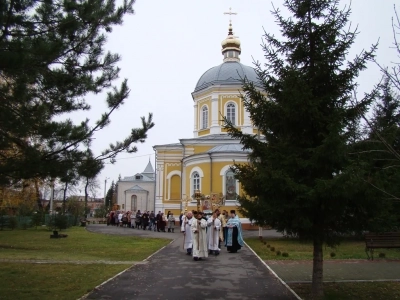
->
<box><xmin>221</xmin><ymin>22</ymin><xmax>241</xmax><ymax>62</ymax></box>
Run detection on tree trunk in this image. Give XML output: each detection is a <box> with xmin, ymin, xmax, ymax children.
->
<box><xmin>34</xmin><ymin>179</ymin><xmax>43</xmax><ymax>210</ymax></box>
<box><xmin>84</xmin><ymin>177</ymin><xmax>89</xmax><ymax>218</ymax></box>
<box><xmin>62</xmin><ymin>182</ymin><xmax>68</xmax><ymax>214</ymax></box>
<box><xmin>311</xmin><ymin>237</ymin><xmax>324</xmax><ymax>299</ymax></box>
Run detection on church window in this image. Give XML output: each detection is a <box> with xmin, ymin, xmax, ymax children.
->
<box><xmin>201</xmin><ymin>106</ymin><xmax>208</xmax><ymax>129</ymax></box>
<box><xmin>192</xmin><ymin>172</ymin><xmax>200</xmax><ymax>192</ymax></box>
<box><xmin>225</xmin><ymin>170</ymin><xmax>237</xmax><ymax>200</ymax></box>
<box><xmin>226</xmin><ymin>103</ymin><xmax>236</xmax><ymax>125</ymax></box>
<box><xmin>131</xmin><ymin>195</ymin><xmax>137</xmax><ymax>211</ymax></box>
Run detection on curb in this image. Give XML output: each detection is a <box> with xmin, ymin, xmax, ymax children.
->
<box><xmin>244</xmin><ymin>241</ymin><xmax>302</xmax><ymax>300</ymax></box>
<box><xmin>78</xmin><ymin>239</ymin><xmax>175</xmax><ymax>300</ymax></box>
<box><xmin>288</xmin><ymin>279</ymin><xmax>400</xmax><ymax>284</ymax></box>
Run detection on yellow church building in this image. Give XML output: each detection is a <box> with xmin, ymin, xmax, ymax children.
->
<box><xmin>153</xmin><ymin>20</ymin><xmax>262</xmax><ymax>228</ymax></box>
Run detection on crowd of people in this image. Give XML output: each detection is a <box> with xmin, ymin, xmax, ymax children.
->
<box><xmin>106</xmin><ymin>210</ymin><xmax>177</xmax><ymax>232</ymax></box>
<box><xmin>181</xmin><ymin>209</ymin><xmax>244</xmax><ymax>261</ymax></box>
<box><xmin>106</xmin><ymin>208</ymin><xmax>244</xmax><ymax>262</ymax></box>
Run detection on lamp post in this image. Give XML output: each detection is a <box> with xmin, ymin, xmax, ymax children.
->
<box><xmin>124</xmin><ymin>191</ymin><xmax>126</xmax><ymax>211</ymax></box>
<box><xmin>104</xmin><ymin>177</ymin><xmax>110</xmax><ymax>206</ymax></box>
<box><xmin>194</xmin><ymin>189</ymin><xmax>202</xmax><ymax>212</ymax></box>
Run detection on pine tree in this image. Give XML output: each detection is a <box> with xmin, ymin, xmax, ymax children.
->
<box><xmin>105</xmin><ymin>181</ymin><xmax>115</xmax><ymax>209</ymax></box>
<box><xmin>0</xmin><ymin>0</ymin><xmax>154</xmax><ymax>185</ymax></box>
<box><xmin>78</xmin><ymin>150</ymin><xmax>104</xmax><ymax>217</ymax></box>
<box><xmin>356</xmin><ymin>78</ymin><xmax>400</xmax><ymax>228</ymax></box>
<box><xmin>226</xmin><ymin>1</ymin><xmax>379</xmax><ymax>297</ymax></box>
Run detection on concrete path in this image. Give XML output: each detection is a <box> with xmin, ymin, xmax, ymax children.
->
<box><xmin>84</xmin><ymin>225</ymin><xmax>297</xmax><ymax>300</ymax></box>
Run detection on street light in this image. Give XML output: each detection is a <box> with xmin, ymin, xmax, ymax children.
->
<box><xmin>104</xmin><ymin>177</ymin><xmax>110</xmax><ymax>206</ymax></box>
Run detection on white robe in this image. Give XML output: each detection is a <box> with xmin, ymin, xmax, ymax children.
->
<box><xmin>207</xmin><ymin>216</ymin><xmax>221</xmax><ymax>251</ymax></box>
<box><xmin>181</xmin><ymin>216</ymin><xmax>194</xmax><ymax>250</ymax></box>
<box><xmin>191</xmin><ymin>218</ymin><xmax>208</xmax><ymax>258</ymax></box>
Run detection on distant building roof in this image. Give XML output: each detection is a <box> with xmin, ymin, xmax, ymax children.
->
<box><xmin>143</xmin><ymin>160</ymin><xmax>154</xmax><ymax>174</ymax></box>
<box><xmin>121</xmin><ymin>173</ymin><xmax>154</xmax><ymax>182</ymax></box>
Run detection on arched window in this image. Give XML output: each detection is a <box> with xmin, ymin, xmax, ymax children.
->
<box><xmin>131</xmin><ymin>195</ymin><xmax>137</xmax><ymax>211</ymax></box>
<box><xmin>225</xmin><ymin>170</ymin><xmax>237</xmax><ymax>200</ymax></box>
<box><xmin>192</xmin><ymin>171</ymin><xmax>200</xmax><ymax>192</ymax></box>
<box><xmin>226</xmin><ymin>103</ymin><xmax>236</xmax><ymax>125</ymax></box>
<box><xmin>201</xmin><ymin>106</ymin><xmax>208</xmax><ymax>129</ymax></box>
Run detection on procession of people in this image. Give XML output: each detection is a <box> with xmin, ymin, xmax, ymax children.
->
<box><xmin>181</xmin><ymin>208</ymin><xmax>244</xmax><ymax>261</ymax></box>
<box><xmin>106</xmin><ymin>206</ymin><xmax>244</xmax><ymax>261</ymax></box>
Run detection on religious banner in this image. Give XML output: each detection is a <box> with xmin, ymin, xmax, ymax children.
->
<box><xmin>202</xmin><ymin>198</ymin><xmax>212</xmax><ymax>212</ymax></box>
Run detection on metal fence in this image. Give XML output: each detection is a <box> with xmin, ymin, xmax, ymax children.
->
<box><xmin>0</xmin><ymin>214</ymin><xmax>80</xmax><ymax>230</ymax></box>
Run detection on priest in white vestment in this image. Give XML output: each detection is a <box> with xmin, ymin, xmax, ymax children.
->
<box><xmin>191</xmin><ymin>211</ymin><xmax>208</xmax><ymax>261</ymax></box>
<box><xmin>207</xmin><ymin>211</ymin><xmax>221</xmax><ymax>255</ymax></box>
<box><xmin>181</xmin><ymin>211</ymin><xmax>194</xmax><ymax>255</ymax></box>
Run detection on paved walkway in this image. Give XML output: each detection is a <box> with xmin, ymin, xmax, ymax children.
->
<box><xmin>86</xmin><ymin>225</ymin><xmax>400</xmax><ymax>285</ymax></box>
<box><xmin>84</xmin><ymin>225</ymin><xmax>297</xmax><ymax>300</ymax></box>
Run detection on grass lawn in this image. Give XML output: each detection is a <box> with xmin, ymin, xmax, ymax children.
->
<box><xmin>0</xmin><ymin>226</ymin><xmax>169</xmax><ymax>261</ymax></box>
<box><xmin>0</xmin><ymin>226</ymin><xmax>170</xmax><ymax>300</ymax></box>
<box><xmin>290</xmin><ymin>282</ymin><xmax>400</xmax><ymax>300</ymax></box>
<box><xmin>245</xmin><ymin>237</ymin><xmax>400</xmax><ymax>260</ymax></box>
<box><xmin>0</xmin><ymin>262</ymin><xmax>128</xmax><ymax>300</ymax></box>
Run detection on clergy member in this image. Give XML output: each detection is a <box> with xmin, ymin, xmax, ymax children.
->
<box><xmin>217</xmin><ymin>209</ymin><xmax>227</xmax><ymax>247</ymax></box>
<box><xmin>181</xmin><ymin>211</ymin><xmax>194</xmax><ymax>255</ymax></box>
<box><xmin>191</xmin><ymin>211</ymin><xmax>208</xmax><ymax>261</ymax></box>
<box><xmin>225</xmin><ymin>210</ymin><xmax>244</xmax><ymax>253</ymax></box>
<box><xmin>207</xmin><ymin>210</ymin><xmax>221</xmax><ymax>255</ymax></box>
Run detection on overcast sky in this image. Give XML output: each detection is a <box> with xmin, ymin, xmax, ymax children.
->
<box><xmin>76</xmin><ymin>0</ymin><xmax>399</xmax><ymax>197</ymax></box>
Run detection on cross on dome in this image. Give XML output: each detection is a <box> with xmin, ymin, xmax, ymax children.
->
<box><xmin>221</xmin><ymin>7</ymin><xmax>241</xmax><ymax>62</ymax></box>
<box><xmin>224</xmin><ymin>7</ymin><xmax>237</xmax><ymax>23</ymax></box>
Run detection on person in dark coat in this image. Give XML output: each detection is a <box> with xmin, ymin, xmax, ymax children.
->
<box><xmin>156</xmin><ymin>211</ymin><xmax>162</xmax><ymax>232</ymax></box>
<box><xmin>142</xmin><ymin>211</ymin><xmax>149</xmax><ymax>230</ymax></box>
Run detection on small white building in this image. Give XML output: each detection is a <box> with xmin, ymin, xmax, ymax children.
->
<box><xmin>116</xmin><ymin>161</ymin><xmax>155</xmax><ymax>212</ymax></box>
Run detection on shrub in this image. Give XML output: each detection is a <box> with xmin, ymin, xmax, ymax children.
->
<box><xmin>263</xmin><ymin>241</ymin><xmax>267</xmax><ymax>245</ymax></box>
<box><xmin>9</xmin><ymin>216</ymin><xmax>18</xmax><ymax>230</ymax></box>
<box><xmin>276</xmin><ymin>250</ymin><xmax>281</xmax><ymax>256</ymax></box>
<box><xmin>48</xmin><ymin>214</ymin><xmax>68</xmax><ymax>231</ymax></box>
<box><xmin>379</xmin><ymin>253</ymin><xmax>386</xmax><ymax>258</ymax></box>
<box><xmin>270</xmin><ymin>247</ymin><xmax>275</xmax><ymax>251</ymax></box>
<box><xmin>0</xmin><ymin>215</ymin><xmax>7</xmax><ymax>230</ymax></box>
<box><xmin>282</xmin><ymin>252</ymin><xmax>289</xmax><ymax>257</ymax></box>
<box><xmin>330</xmin><ymin>252</ymin><xmax>336</xmax><ymax>258</ymax></box>
<box><xmin>266</xmin><ymin>244</ymin><xmax>270</xmax><ymax>248</ymax></box>
<box><xmin>31</xmin><ymin>212</ymin><xmax>43</xmax><ymax>229</ymax></box>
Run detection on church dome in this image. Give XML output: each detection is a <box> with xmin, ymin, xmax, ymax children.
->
<box><xmin>194</xmin><ymin>61</ymin><xmax>261</xmax><ymax>93</ymax></box>
<box><xmin>193</xmin><ymin>20</ymin><xmax>261</xmax><ymax>94</ymax></box>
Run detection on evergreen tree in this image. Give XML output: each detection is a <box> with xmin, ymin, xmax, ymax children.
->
<box><xmin>0</xmin><ymin>0</ymin><xmax>154</xmax><ymax>185</ymax></box>
<box><xmin>77</xmin><ymin>150</ymin><xmax>104</xmax><ymax>217</ymax></box>
<box><xmin>105</xmin><ymin>180</ymin><xmax>114</xmax><ymax>209</ymax></box>
<box><xmin>226</xmin><ymin>1</ymin><xmax>379</xmax><ymax>297</ymax></box>
<box><xmin>355</xmin><ymin>78</ymin><xmax>400</xmax><ymax>228</ymax></box>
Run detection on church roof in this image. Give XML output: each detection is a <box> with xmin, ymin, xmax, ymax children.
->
<box><xmin>125</xmin><ymin>185</ymin><xmax>148</xmax><ymax>192</ymax></box>
<box><xmin>193</xmin><ymin>61</ymin><xmax>262</xmax><ymax>93</ymax></box>
<box><xmin>195</xmin><ymin>134</ymin><xmax>239</xmax><ymax>140</ymax></box>
<box><xmin>208</xmin><ymin>144</ymin><xmax>251</xmax><ymax>153</ymax></box>
<box><xmin>143</xmin><ymin>160</ymin><xmax>154</xmax><ymax>174</ymax></box>
<box><xmin>121</xmin><ymin>173</ymin><xmax>154</xmax><ymax>182</ymax></box>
